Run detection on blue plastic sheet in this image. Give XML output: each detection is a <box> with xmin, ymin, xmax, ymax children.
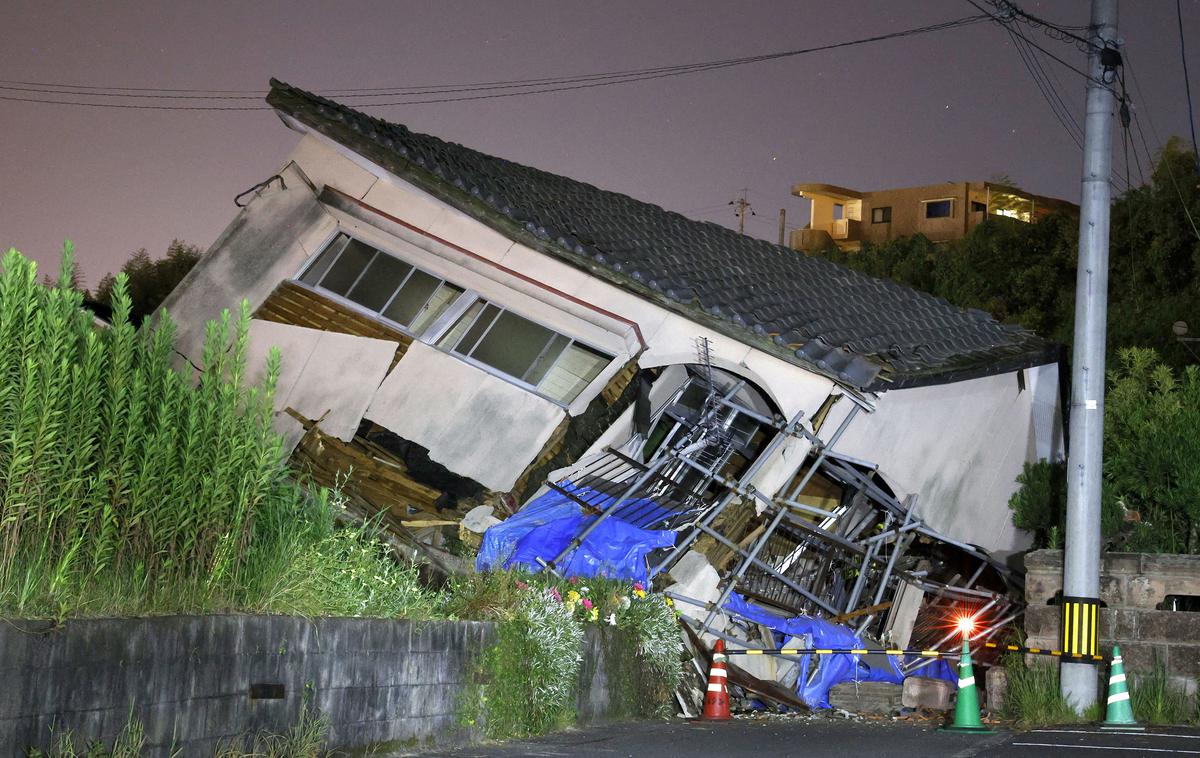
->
<box><xmin>721</xmin><ymin>592</ymin><xmax>952</xmax><ymax>708</ymax></box>
<box><xmin>476</xmin><ymin>480</ymin><xmax>675</xmax><ymax>584</ymax></box>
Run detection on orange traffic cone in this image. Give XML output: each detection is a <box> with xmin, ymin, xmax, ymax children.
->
<box><xmin>699</xmin><ymin>639</ymin><xmax>732</xmax><ymax>721</ymax></box>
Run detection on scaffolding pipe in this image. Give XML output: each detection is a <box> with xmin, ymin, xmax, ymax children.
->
<box><xmin>701</xmin><ymin>404</ymin><xmax>861</xmax><ymax>631</ymax></box>
<box><xmin>546</xmin><ymin>452</ymin><xmax>677</xmax><ymax>568</ymax></box>
<box><xmin>695</xmin><ymin>523</ymin><xmax>841</xmax><ymax>615</ymax></box>
<box><xmin>651</xmin><ymin>409</ymin><xmax>808</xmax><ymax>577</ymax></box>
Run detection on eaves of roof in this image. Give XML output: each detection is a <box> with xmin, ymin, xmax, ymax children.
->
<box><xmin>266</xmin><ymin>79</ymin><xmax>1058</xmax><ymax>393</ymax></box>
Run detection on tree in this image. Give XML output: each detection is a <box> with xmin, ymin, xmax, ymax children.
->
<box><xmin>95</xmin><ymin>240</ymin><xmax>201</xmax><ymax>324</ymax></box>
<box><xmin>808</xmin><ymin>140</ymin><xmax>1200</xmax><ymax>370</ymax></box>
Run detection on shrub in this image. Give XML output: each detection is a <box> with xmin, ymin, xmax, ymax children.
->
<box><xmin>1009</xmin><ymin>460</ymin><xmax>1068</xmax><ymax>549</ymax></box>
<box><xmin>471</xmin><ymin>587</ymin><xmax>584</xmax><ymax>739</ymax></box>
<box><xmin>1009</xmin><ymin>348</ymin><xmax>1200</xmax><ymax>553</ymax></box>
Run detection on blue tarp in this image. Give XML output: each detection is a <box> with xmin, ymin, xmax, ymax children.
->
<box><xmin>721</xmin><ymin>592</ymin><xmax>954</xmax><ymax>708</ymax></box>
<box><xmin>476</xmin><ymin>480</ymin><xmax>675</xmax><ymax>584</ymax></box>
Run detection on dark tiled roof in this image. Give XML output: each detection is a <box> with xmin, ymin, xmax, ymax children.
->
<box><xmin>267</xmin><ymin>80</ymin><xmax>1058</xmax><ymax>391</ymax></box>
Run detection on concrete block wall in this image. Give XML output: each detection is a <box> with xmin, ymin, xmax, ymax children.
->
<box><xmin>1024</xmin><ymin>550</ymin><xmax>1200</xmax><ymax>693</ymax></box>
<box><xmin>0</xmin><ymin>615</ymin><xmax>645</xmax><ymax>757</ymax></box>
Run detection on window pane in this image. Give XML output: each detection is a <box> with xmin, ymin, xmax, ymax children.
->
<box><xmin>347</xmin><ymin>254</ymin><xmax>412</xmax><ymax>312</ymax></box>
<box><xmin>409</xmin><ymin>282</ymin><xmax>464</xmax><ymax>335</ymax></box>
<box><xmin>538</xmin><ymin>342</ymin><xmax>610</xmax><ymax>402</ymax></box>
<box><xmin>318</xmin><ymin>238</ymin><xmax>376</xmax><ymax>295</ymax></box>
<box><xmin>524</xmin><ymin>333</ymin><xmax>570</xmax><ymax>385</ymax></box>
<box><xmin>469</xmin><ymin>310</ymin><xmax>556</xmax><ymax>379</ymax></box>
<box><xmin>437</xmin><ymin>301</ymin><xmax>489</xmax><ymax>351</ymax></box>
<box><xmin>457</xmin><ymin>303</ymin><xmax>502</xmax><ymax>355</ymax></box>
<box><xmin>924</xmin><ymin>200</ymin><xmax>953</xmax><ymax>219</ymax></box>
<box><xmin>299</xmin><ymin>234</ymin><xmax>349</xmax><ymax>286</ymax></box>
<box><xmin>382</xmin><ymin>269</ymin><xmax>438</xmax><ymax>325</ymax></box>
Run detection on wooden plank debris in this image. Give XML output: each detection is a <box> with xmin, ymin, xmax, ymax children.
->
<box><xmin>285</xmin><ymin>407</ymin><xmax>445</xmax><ymax>518</ymax></box>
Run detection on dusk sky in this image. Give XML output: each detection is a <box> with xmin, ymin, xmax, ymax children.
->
<box><xmin>2</xmin><ymin>1</ymin><xmax>1198</xmax><ymax>288</ymax></box>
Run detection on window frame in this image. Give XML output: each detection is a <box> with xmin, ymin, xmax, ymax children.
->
<box><xmin>921</xmin><ymin>198</ymin><xmax>955</xmax><ymax>219</ymax></box>
<box><xmin>434</xmin><ymin>296</ymin><xmax>613</xmax><ymax>404</ymax></box>
<box><xmin>293</xmin><ymin>229</ymin><xmax>616</xmax><ymax>407</ymax></box>
<box><xmin>870</xmin><ymin>206</ymin><xmax>892</xmax><ymax>224</ymax></box>
<box><xmin>296</xmin><ymin>231</ymin><xmax>467</xmax><ymax>339</ymax></box>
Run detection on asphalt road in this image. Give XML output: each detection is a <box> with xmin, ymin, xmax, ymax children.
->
<box><xmin>416</xmin><ymin>718</ymin><xmax>1200</xmax><ymax>757</ymax></box>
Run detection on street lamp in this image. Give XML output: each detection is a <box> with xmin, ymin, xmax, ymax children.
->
<box><xmin>1175</xmin><ymin>320</ymin><xmax>1200</xmax><ymax>362</ymax></box>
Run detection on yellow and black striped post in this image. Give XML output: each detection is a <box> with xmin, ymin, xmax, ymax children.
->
<box><xmin>1060</xmin><ymin>596</ymin><xmax>1101</xmax><ymax>659</ymax></box>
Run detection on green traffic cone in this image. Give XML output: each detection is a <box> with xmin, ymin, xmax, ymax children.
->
<box><xmin>1101</xmin><ymin>645</ymin><xmax>1144</xmax><ymax>731</ymax></box>
<box><xmin>940</xmin><ymin>640</ymin><xmax>996</xmax><ymax>734</ymax></box>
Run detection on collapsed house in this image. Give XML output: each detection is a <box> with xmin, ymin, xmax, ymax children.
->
<box><xmin>161</xmin><ymin>79</ymin><xmax>1065</xmax><ymax>708</ymax></box>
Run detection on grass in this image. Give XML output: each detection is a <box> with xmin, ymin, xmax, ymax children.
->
<box><xmin>1129</xmin><ymin>660</ymin><xmax>1198</xmax><ymax>726</ymax></box>
<box><xmin>0</xmin><ymin>247</ymin><xmax>434</xmax><ymax>622</ymax></box>
<box><xmin>1001</xmin><ymin>652</ymin><xmax>1199</xmax><ymax>727</ymax></box>
<box><xmin>215</xmin><ymin>702</ymin><xmax>330</xmax><ymax>758</ymax></box>
<box><xmin>27</xmin><ymin>709</ymin><xmax>151</xmax><ymax>758</ymax></box>
<box><xmin>1001</xmin><ymin>654</ymin><xmax>1102</xmax><ymax>726</ymax></box>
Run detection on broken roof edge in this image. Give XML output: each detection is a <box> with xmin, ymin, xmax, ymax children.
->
<box><xmin>265</xmin><ymin>79</ymin><xmax>1056</xmax><ymax>393</ymax></box>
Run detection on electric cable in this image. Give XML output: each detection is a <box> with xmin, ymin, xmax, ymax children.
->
<box><xmin>1176</xmin><ymin>0</ymin><xmax>1200</xmax><ymax>171</ymax></box>
<box><xmin>1125</xmin><ymin>51</ymin><xmax>1200</xmax><ymax>242</ymax></box>
<box><xmin>967</xmin><ymin>0</ymin><xmax>1116</xmax><ymax>93</ymax></box>
<box><xmin>0</xmin><ymin>14</ymin><xmax>989</xmax><ymax>111</ymax></box>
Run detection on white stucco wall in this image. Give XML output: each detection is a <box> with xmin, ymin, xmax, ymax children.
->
<box><xmin>827</xmin><ymin>363</ymin><xmax>1063</xmax><ymax>556</ymax></box>
<box><xmin>366</xmin><ymin>342</ymin><xmax>566</xmax><ymax>491</ymax></box>
<box><xmin>157</xmin><ymin>161</ymin><xmax>338</xmax><ymax>362</ymax></box>
<box><xmin>282</xmin><ymin>130</ymin><xmax>837</xmax><ymax>423</ymax></box>
<box><xmin>243</xmin><ymin>319</ymin><xmax>398</xmax><ymax>451</ymax></box>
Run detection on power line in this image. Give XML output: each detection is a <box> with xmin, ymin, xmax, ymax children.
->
<box><xmin>967</xmin><ymin>0</ymin><xmax>1116</xmax><ymax>93</ymax></box>
<box><xmin>970</xmin><ymin>0</ymin><xmax>1130</xmax><ymax>192</ymax></box>
<box><xmin>985</xmin><ymin>0</ymin><xmax>1099</xmax><ymax>51</ymax></box>
<box><xmin>1124</xmin><ymin>50</ymin><xmax>1200</xmax><ymax>242</ymax></box>
<box><xmin>1006</xmin><ymin>25</ymin><xmax>1082</xmax><ymax>149</ymax></box>
<box><xmin>0</xmin><ymin>14</ymin><xmax>990</xmax><ymax>111</ymax></box>
<box><xmin>1177</xmin><ymin>0</ymin><xmax>1200</xmax><ymax>171</ymax></box>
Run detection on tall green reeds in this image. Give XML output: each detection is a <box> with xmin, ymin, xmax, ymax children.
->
<box><xmin>0</xmin><ymin>246</ymin><xmax>295</xmax><ymax>615</ymax></box>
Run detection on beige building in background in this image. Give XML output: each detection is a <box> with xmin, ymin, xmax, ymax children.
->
<box><xmin>789</xmin><ymin>180</ymin><xmax>1078</xmax><ymax>253</ymax></box>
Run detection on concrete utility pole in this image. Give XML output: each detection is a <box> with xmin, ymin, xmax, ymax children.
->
<box><xmin>1061</xmin><ymin>0</ymin><xmax>1119</xmax><ymax>712</ymax></box>
<box><xmin>729</xmin><ymin>190</ymin><xmax>754</xmax><ymax>234</ymax></box>
<box><xmin>778</xmin><ymin>208</ymin><xmax>787</xmax><ymax>245</ymax></box>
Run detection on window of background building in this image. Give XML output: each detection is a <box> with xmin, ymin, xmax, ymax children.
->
<box><xmin>871</xmin><ymin>206</ymin><xmax>892</xmax><ymax>224</ymax></box>
<box><xmin>923</xmin><ymin>199</ymin><xmax>954</xmax><ymax>219</ymax></box>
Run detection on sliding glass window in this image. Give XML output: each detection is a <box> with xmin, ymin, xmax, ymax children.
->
<box><xmin>437</xmin><ymin>302</ymin><xmax>611</xmax><ymax>403</ymax></box>
<box><xmin>299</xmin><ymin>233</ymin><xmax>464</xmax><ymax>335</ymax></box>
<box><xmin>299</xmin><ymin>232</ymin><xmax>613</xmax><ymax>404</ymax></box>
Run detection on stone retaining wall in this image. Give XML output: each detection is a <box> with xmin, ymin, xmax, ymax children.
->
<box><xmin>1024</xmin><ymin>550</ymin><xmax>1200</xmax><ymax>693</ymax></box>
<box><xmin>0</xmin><ymin>616</ymin><xmax>645</xmax><ymax>757</ymax></box>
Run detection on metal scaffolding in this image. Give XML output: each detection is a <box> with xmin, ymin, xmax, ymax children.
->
<box><xmin>532</xmin><ymin>355</ymin><xmax>1022</xmax><ymax>688</ymax></box>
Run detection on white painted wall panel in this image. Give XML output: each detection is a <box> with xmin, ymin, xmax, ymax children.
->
<box><xmin>828</xmin><ymin>367</ymin><xmax>1061</xmax><ymax>556</ymax></box>
<box><xmin>290</xmin><ymin>133</ymin><xmax>379</xmax><ymax>200</ymax></box>
<box><xmin>244</xmin><ymin>320</ymin><xmax>398</xmax><ymax>452</ymax></box>
<box><xmin>366</xmin><ymin>341</ymin><xmax>566</xmax><ymax>491</ymax></box>
<box><xmin>158</xmin><ymin>162</ymin><xmax>335</xmax><ymax>362</ymax></box>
